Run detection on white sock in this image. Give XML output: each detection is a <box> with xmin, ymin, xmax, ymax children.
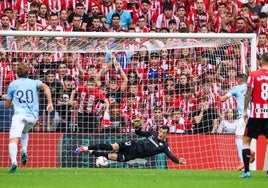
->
<box><xmin>9</xmin><ymin>142</ymin><xmax>18</xmax><ymax>165</ymax></box>
<box><xmin>21</xmin><ymin>133</ymin><xmax>29</xmax><ymax>153</ymax></box>
<box><xmin>236</xmin><ymin>138</ymin><xmax>243</xmax><ymax>162</ymax></box>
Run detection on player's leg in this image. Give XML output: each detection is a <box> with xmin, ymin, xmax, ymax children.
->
<box><xmin>236</xmin><ymin>118</ymin><xmax>245</xmax><ymax>170</ymax></box>
<box><xmin>241</xmin><ymin>136</ymin><xmax>252</xmax><ymax>176</ymax></box>
<box><xmin>240</xmin><ymin>118</ymin><xmax>260</xmax><ymax>178</ymax></box>
<box><xmin>8</xmin><ymin>115</ymin><xmax>25</xmax><ymax>173</ymax></box>
<box><xmin>20</xmin><ymin>133</ymin><xmax>28</xmax><ymax>165</ymax></box>
<box><xmin>20</xmin><ymin>117</ymin><xmax>37</xmax><ymax>165</ymax></box>
<box><xmin>74</xmin><ymin>143</ymin><xmax>118</xmax><ymax>155</ymax></box>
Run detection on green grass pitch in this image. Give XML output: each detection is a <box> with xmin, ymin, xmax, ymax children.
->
<box><xmin>0</xmin><ymin>168</ymin><xmax>267</xmax><ymax>188</ymax></box>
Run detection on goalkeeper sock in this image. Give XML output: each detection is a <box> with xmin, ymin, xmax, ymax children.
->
<box><xmin>88</xmin><ymin>144</ymin><xmax>113</xmax><ymax>151</ymax></box>
<box><xmin>235</xmin><ymin>138</ymin><xmax>243</xmax><ymax>162</ymax></box>
<box><xmin>242</xmin><ymin>148</ymin><xmax>250</xmax><ymax>172</ymax></box>
<box><xmin>92</xmin><ymin>151</ymin><xmax>108</xmax><ymax>159</ymax></box>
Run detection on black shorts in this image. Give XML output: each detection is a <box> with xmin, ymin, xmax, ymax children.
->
<box><xmin>118</xmin><ymin>140</ymin><xmax>140</xmax><ymax>162</ymax></box>
<box><xmin>245</xmin><ymin>118</ymin><xmax>268</xmax><ymax>139</ymax></box>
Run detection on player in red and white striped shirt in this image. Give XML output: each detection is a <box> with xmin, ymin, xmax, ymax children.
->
<box><xmin>240</xmin><ymin>52</ymin><xmax>268</xmax><ymax>178</ymax></box>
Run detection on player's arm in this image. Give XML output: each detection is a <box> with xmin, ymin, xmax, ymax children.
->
<box><xmin>40</xmin><ymin>82</ymin><xmax>54</xmax><ymax>113</ymax></box>
<box><xmin>220</xmin><ymin>94</ymin><xmax>229</xmax><ymax>102</ymax></box>
<box><xmin>134</xmin><ymin>119</ymin><xmax>151</xmax><ymax>137</ymax></box>
<box><xmin>4</xmin><ymin>99</ymin><xmax>12</xmax><ymax>109</ymax></box>
<box><xmin>243</xmin><ymin>87</ymin><xmax>252</xmax><ymax>122</ymax></box>
<box><xmin>164</xmin><ymin>147</ymin><xmax>186</xmax><ymax>165</ymax></box>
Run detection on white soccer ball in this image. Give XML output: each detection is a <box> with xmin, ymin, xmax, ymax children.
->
<box><xmin>95</xmin><ymin>156</ymin><xmax>108</xmax><ymax>168</ymax></box>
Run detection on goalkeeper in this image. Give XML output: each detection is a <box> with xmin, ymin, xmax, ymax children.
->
<box><xmin>74</xmin><ymin>119</ymin><xmax>186</xmax><ymax>165</ymax></box>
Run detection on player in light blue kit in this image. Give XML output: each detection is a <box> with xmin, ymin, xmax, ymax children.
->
<box><xmin>5</xmin><ymin>64</ymin><xmax>53</xmax><ymax>173</ymax></box>
<box><xmin>220</xmin><ymin>74</ymin><xmax>255</xmax><ymax>170</ymax></box>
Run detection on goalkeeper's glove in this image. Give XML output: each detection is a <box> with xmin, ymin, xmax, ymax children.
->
<box><xmin>178</xmin><ymin>158</ymin><xmax>186</xmax><ymax>165</ymax></box>
<box><xmin>133</xmin><ymin>119</ymin><xmax>142</xmax><ymax>129</ymax></box>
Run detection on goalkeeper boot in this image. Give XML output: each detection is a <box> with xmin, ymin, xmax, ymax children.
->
<box><xmin>74</xmin><ymin>146</ymin><xmax>91</xmax><ymax>155</ymax></box>
<box><xmin>9</xmin><ymin>163</ymin><xmax>17</xmax><ymax>174</ymax></box>
<box><xmin>21</xmin><ymin>151</ymin><xmax>28</xmax><ymax>165</ymax></box>
<box><xmin>239</xmin><ymin>171</ymin><xmax>251</xmax><ymax>178</ymax></box>
<box><xmin>249</xmin><ymin>150</ymin><xmax>255</xmax><ymax>163</ymax></box>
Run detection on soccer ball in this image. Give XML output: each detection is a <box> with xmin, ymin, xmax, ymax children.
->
<box><xmin>95</xmin><ymin>156</ymin><xmax>108</xmax><ymax>168</ymax></box>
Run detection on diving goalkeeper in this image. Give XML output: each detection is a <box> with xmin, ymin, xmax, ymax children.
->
<box><xmin>74</xmin><ymin>120</ymin><xmax>186</xmax><ymax>165</ymax></box>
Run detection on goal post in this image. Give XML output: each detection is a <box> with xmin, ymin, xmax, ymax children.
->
<box><xmin>0</xmin><ymin>31</ymin><xmax>261</xmax><ymax>170</ymax></box>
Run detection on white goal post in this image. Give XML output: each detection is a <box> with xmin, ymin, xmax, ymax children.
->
<box><xmin>0</xmin><ymin>31</ymin><xmax>262</xmax><ymax>170</ymax></box>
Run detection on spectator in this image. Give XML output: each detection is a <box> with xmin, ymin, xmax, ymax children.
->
<box><xmin>37</xmin><ymin>51</ymin><xmax>57</xmax><ymax>79</ymax></box>
<box><xmin>168</xmin><ymin>19</ymin><xmax>178</xmax><ymax>32</ymax></box>
<box><xmin>56</xmin><ymin>75</ymin><xmax>76</xmax><ymax>132</ymax></box>
<box><xmin>238</xmin><ymin>4</ymin><xmax>256</xmax><ymax>30</ymax></box>
<box><xmin>134</xmin><ymin>15</ymin><xmax>149</xmax><ymax>33</ymax></box>
<box><xmin>142</xmin><ymin>78</ymin><xmax>159</xmax><ymax>119</ymax></box>
<box><xmin>45</xmin><ymin>12</ymin><xmax>64</xmax><ymax>32</ymax></box>
<box><xmin>105</xmin><ymin>0</ymin><xmax>132</xmax><ymax>30</ymax></box>
<box><xmin>121</xmin><ymin>93</ymin><xmax>141</xmax><ymax>132</ymax></box>
<box><xmin>160</xmin><ymin>89</ymin><xmax>179</xmax><ymax>119</ymax></box>
<box><xmin>99</xmin><ymin>0</ymin><xmax>115</xmax><ymax>16</ymax></box>
<box><xmin>96</xmin><ymin>53</ymin><xmax>128</xmax><ymax>104</ymax></box>
<box><xmin>187</xmin><ymin>0</ymin><xmax>209</xmax><ymax>33</ymax></box>
<box><xmin>87</xmin><ymin>4</ymin><xmax>102</xmax><ymax>28</ymax></box>
<box><xmin>20</xmin><ymin>10</ymin><xmax>44</xmax><ymax>31</ymax></box>
<box><xmin>67</xmin><ymin>3</ymin><xmax>88</xmax><ymax>31</ymax></box>
<box><xmin>66</xmin><ymin>13</ymin><xmax>86</xmax><ymax>31</ymax></box>
<box><xmin>192</xmin><ymin>95</ymin><xmax>218</xmax><ymax>134</ymax></box>
<box><xmin>217</xmin><ymin>82</ymin><xmax>237</xmax><ymax>121</ymax></box>
<box><xmin>176</xmin><ymin>86</ymin><xmax>198</xmax><ymax>121</ymax></box>
<box><xmin>63</xmin><ymin>52</ymin><xmax>81</xmax><ymax>87</ymax></box>
<box><xmin>144</xmin><ymin>106</ymin><xmax>168</xmax><ymax>132</ymax></box>
<box><xmin>155</xmin><ymin>4</ymin><xmax>180</xmax><ymax>32</ymax></box>
<box><xmin>255</xmin><ymin>12</ymin><xmax>268</xmax><ymax>36</ymax></box>
<box><xmin>169</xmin><ymin>107</ymin><xmax>192</xmax><ymax>133</ymax></box>
<box><xmin>86</xmin><ymin>15</ymin><xmax>106</xmax><ymax>32</ymax></box>
<box><xmin>143</xmin><ymin>51</ymin><xmax>166</xmax><ymax>85</ymax></box>
<box><xmin>106</xmin><ymin>12</ymin><xmax>123</xmax><ymax>32</ymax></box>
<box><xmin>70</xmin><ymin>77</ymin><xmax>109</xmax><ymax>133</ymax></box>
<box><xmin>55</xmin><ymin>62</ymin><xmax>69</xmax><ymax>84</ymax></box>
<box><xmin>38</xmin><ymin>70</ymin><xmax>63</xmax><ymax>132</ymax></box>
<box><xmin>37</xmin><ymin>3</ymin><xmax>49</xmax><ymax>28</ymax></box>
<box><xmin>43</xmin><ymin>0</ymin><xmax>67</xmax><ymax>16</ymax></box>
<box><xmin>0</xmin><ymin>0</ymin><xmax>11</xmax><ymax>19</ymax></box>
<box><xmin>256</xmin><ymin>32</ymin><xmax>268</xmax><ymax>65</ymax></box>
<box><xmin>178</xmin><ymin>20</ymin><xmax>188</xmax><ymax>32</ymax></box>
<box><xmin>137</xmin><ymin>0</ymin><xmax>158</xmax><ymax>29</ymax></box>
<box><xmin>4</xmin><ymin>58</ymin><xmax>20</xmax><ymax>90</ymax></box>
<box><xmin>3</xmin><ymin>8</ymin><xmax>16</xmax><ymax>28</ymax></box>
<box><xmin>68</xmin><ymin>0</ymin><xmax>99</xmax><ymax>16</ymax></box>
<box><xmin>217</xmin><ymin>109</ymin><xmax>238</xmax><ymax>133</ymax></box>
<box><xmin>14</xmin><ymin>0</ymin><xmax>39</xmax><ymax>21</ymax></box>
<box><xmin>208</xmin><ymin>2</ymin><xmax>226</xmax><ymax>33</ymax></box>
<box><xmin>247</xmin><ymin>0</ymin><xmax>262</xmax><ymax>16</ymax></box>
<box><xmin>0</xmin><ymin>14</ymin><xmax>16</xmax><ymax>50</ymax></box>
<box><xmin>100</xmin><ymin>102</ymin><xmax>126</xmax><ymax>133</ymax></box>
<box><xmin>175</xmin><ymin>5</ymin><xmax>187</xmax><ymax>22</ymax></box>
<box><xmin>16</xmin><ymin>2</ymin><xmax>40</xmax><ymax>27</ymax></box>
<box><xmin>59</xmin><ymin>9</ymin><xmax>70</xmax><ymax>31</ymax></box>
<box><xmin>0</xmin><ymin>48</ymin><xmax>9</xmax><ymax>98</ymax></box>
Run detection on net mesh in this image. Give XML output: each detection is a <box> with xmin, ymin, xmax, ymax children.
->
<box><xmin>0</xmin><ymin>32</ymin><xmax>255</xmax><ymax>169</ymax></box>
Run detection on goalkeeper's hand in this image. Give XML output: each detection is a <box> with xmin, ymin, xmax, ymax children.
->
<box><xmin>178</xmin><ymin>158</ymin><xmax>186</xmax><ymax>165</ymax></box>
<box><xmin>133</xmin><ymin>119</ymin><xmax>143</xmax><ymax>129</ymax></box>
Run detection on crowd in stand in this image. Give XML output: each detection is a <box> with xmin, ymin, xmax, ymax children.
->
<box><xmin>0</xmin><ymin>0</ymin><xmax>267</xmax><ymax>134</ymax></box>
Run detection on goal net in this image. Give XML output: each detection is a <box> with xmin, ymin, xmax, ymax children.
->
<box><xmin>0</xmin><ymin>31</ymin><xmax>257</xmax><ymax>170</ymax></box>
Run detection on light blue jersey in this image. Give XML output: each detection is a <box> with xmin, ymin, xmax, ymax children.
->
<box><xmin>6</xmin><ymin>78</ymin><xmax>41</xmax><ymax>118</ymax></box>
<box><xmin>227</xmin><ymin>83</ymin><xmax>247</xmax><ymax>119</ymax></box>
